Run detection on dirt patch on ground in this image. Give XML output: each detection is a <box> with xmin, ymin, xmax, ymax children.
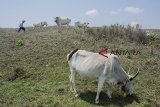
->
<box><xmin>7</xmin><ymin>68</ymin><xmax>32</xmax><ymax>81</ymax></box>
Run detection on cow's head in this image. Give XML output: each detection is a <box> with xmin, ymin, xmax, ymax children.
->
<box><xmin>54</xmin><ymin>17</ymin><xmax>59</xmax><ymax>22</ymax></box>
<box><xmin>122</xmin><ymin>72</ymin><xmax>139</xmax><ymax>96</ymax></box>
<box><xmin>45</xmin><ymin>23</ymin><xmax>48</xmax><ymax>26</ymax></box>
<box><xmin>84</xmin><ymin>22</ymin><xmax>89</xmax><ymax>25</ymax></box>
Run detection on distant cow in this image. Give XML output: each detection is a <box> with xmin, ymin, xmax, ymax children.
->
<box><xmin>54</xmin><ymin>17</ymin><xmax>71</xmax><ymax>30</ymax></box>
<box><xmin>130</xmin><ymin>22</ymin><xmax>140</xmax><ymax>30</ymax></box>
<box><xmin>67</xmin><ymin>49</ymin><xmax>139</xmax><ymax>104</ymax></box>
<box><xmin>33</xmin><ymin>21</ymin><xmax>48</xmax><ymax>27</ymax></box>
<box><xmin>75</xmin><ymin>21</ymin><xmax>89</xmax><ymax>31</ymax></box>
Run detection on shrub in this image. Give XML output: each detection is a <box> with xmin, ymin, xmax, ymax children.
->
<box><xmin>146</xmin><ymin>31</ymin><xmax>157</xmax><ymax>41</ymax></box>
<box><xmin>86</xmin><ymin>28</ymin><xmax>97</xmax><ymax>36</ymax></box>
<box><xmin>16</xmin><ymin>39</ymin><xmax>24</xmax><ymax>46</ymax></box>
<box><xmin>86</xmin><ymin>24</ymin><xmax>147</xmax><ymax>44</ymax></box>
<box><xmin>7</xmin><ymin>68</ymin><xmax>25</xmax><ymax>81</ymax></box>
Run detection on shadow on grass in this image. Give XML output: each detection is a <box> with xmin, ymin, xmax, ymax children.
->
<box><xmin>79</xmin><ymin>90</ymin><xmax>140</xmax><ymax>107</ymax></box>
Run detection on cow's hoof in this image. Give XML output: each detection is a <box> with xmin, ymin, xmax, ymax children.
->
<box><xmin>75</xmin><ymin>94</ymin><xmax>79</xmax><ymax>97</ymax></box>
<box><xmin>106</xmin><ymin>92</ymin><xmax>112</xmax><ymax>99</ymax></box>
<box><xmin>95</xmin><ymin>100</ymin><xmax>99</xmax><ymax>104</ymax></box>
<box><xmin>70</xmin><ymin>89</ymin><xmax>74</xmax><ymax>93</ymax></box>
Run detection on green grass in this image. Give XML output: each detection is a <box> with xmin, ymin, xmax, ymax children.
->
<box><xmin>0</xmin><ymin>27</ymin><xmax>160</xmax><ymax>107</ymax></box>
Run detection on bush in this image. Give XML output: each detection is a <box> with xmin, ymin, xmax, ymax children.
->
<box><xmin>16</xmin><ymin>39</ymin><xmax>24</xmax><ymax>46</ymax></box>
<box><xmin>86</xmin><ymin>28</ymin><xmax>97</xmax><ymax>36</ymax></box>
<box><xmin>146</xmin><ymin>31</ymin><xmax>157</xmax><ymax>41</ymax></box>
<box><xmin>86</xmin><ymin>24</ymin><xmax>147</xmax><ymax>44</ymax></box>
<box><xmin>7</xmin><ymin>68</ymin><xmax>25</xmax><ymax>81</ymax></box>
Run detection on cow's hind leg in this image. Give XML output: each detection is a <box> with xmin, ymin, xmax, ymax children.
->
<box><xmin>69</xmin><ymin>74</ymin><xmax>74</xmax><ymax>93</ymax></box>
<box><xmin>69</xmin><ymin>67</ymin><xmax>78</xmax><ymax>97</ymax></box>
<box><xmin>67</xmin><ymin>24</ymin><xmax>70</xmax><ymax>32</ymax></box>
<box><xmin>95</xmin><ymin>77</ymin><xmax>106</xmax><ymax>104</ymax></box>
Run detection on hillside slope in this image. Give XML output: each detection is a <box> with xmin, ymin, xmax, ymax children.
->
<box><xmin>0</xmin><ymin>27</ymin><xmax>160</xmax><ymax>107</ymax></box>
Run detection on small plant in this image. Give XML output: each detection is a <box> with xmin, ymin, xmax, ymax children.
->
<box><xmin>7</xmin><ymin>68</ymin><xmax>25</xmax><ymax>81</ymax></box>
<box><xmin>86</xmin><ymin>28</ymin><xmax>96</xmax><ymax>36</ymax></box>
<box><xmin>16</xmin><ymin>39</ymin><xmax>24</xmax><ymax>46</ymax></box>
<box><xmin>146</xmin><ymin>31</ymin><xmax>157</xmax><ymax>41</ymax></box>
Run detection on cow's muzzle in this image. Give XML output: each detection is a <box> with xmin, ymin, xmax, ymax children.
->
<box><xmin>126</xmin><ymin>93</ymin><xmax>133</xmax><ymax>97</ymax></box>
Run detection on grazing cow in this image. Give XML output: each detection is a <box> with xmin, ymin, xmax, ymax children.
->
<box><xmin>41</xmin><ymin>21</ymin><xmax>48</xmax><ymax>27</ymax></box>
<box><xmin>54</xmin><ymin>17</ymin><xmax>71</xmax><ymax>30</ymax></box>
<box><xmin>33</xmin><ymin>21</ymin><xmax>48</xmax><ymax>27</ymax></box>
<box><xmin>130</xmin><ymin>22</ymin><xmax>140</xmax><ymax>30</ymax></box>
<box><xmin>75</xmin><ymin>21</ymin><xmax>89</xmax><ymax>31</ymax></box>
<box><xmin>67</xmin><ymin>49</ymin><xmax>139</xmax><ymax>104</ymax></box>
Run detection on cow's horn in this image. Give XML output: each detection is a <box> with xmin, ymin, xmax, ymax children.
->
<box><xmin>133</xmin><ymin>72</ymin><xmax>139</xmax><ymax>79</ymax></box>
<box><xmin>130</xmin><ymin>72</ymin><xmax>139</xmax><ymax>80</ymax></box>
<box><xmin>128</xmin><ymin>63</ymin><xmax>131</xmax><ymax>75</ymax></box>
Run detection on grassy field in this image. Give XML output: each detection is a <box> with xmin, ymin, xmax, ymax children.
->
<box><xmin>0</xmin><ymin>27</ymin><xmax>160</xmax><ymax>107</ymax></box>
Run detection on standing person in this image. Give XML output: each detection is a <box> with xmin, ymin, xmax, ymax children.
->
<box><xmin>18</xmin><ymin>20</ymin><xmax>26</xmax><ymax>32</ymax></box>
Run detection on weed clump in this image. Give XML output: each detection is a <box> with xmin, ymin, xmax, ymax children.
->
<box><xmin>86</xmin><ymin>24</ymin><xmax>147</xmax><ymax>44</ymax></box>
<box><xmin>7</xmin><ymin>68</ymin><xmax>26</xmax><ymax>81</ymax></box>
<box><xmin>146</xmin><ymin>31</ymin><xmax>157</xmax><ymax>41</ymax></box>
<box><xmin>15</xmin><ymin>39</ymin><xmax>24</xmax><ymax>46</ymax></box>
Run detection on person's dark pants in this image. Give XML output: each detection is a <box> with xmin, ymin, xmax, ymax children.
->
<box><xmin>18</xmin><ymin>27</ymin><xmax>25</xmax><ymax>32</ymax></box>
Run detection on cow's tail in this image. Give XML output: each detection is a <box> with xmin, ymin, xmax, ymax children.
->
<box><xmin>67</xmin><ymin>49</ymin><xmax>79</xmax><ymax>61</ymax></box>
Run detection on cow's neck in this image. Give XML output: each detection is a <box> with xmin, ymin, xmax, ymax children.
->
<box><xmin>117</xmin><ymin>72</ymin><xmax>129</xmax><ymax>85</ymax></box>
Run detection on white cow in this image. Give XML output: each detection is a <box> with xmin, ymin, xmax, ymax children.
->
<box><xmin>130</xmin><ymin>21</ymin><xmax>140</xmax><ymax>30</ymax></box>
<box><xmin>67</xmin><ymin>49</ymin><xmax>139</xmax><ymax>104</ymax></box>
<box><xmin>41</xmin><ymin>21</ymin><xmax>48</xmax><ymax>27</ymax></box>
<box><xmin>54</xmin><ymin>17</ymin><xmax>71</xmax><ymax>29</ymax></box>
<box><xmin>33</xmin><ymin>21</ymin><xmax>48</xmax><ymax>27</ymax></box>
<box><xmin>75</xmin><ymin>21</ymin><xmax>89</xmax><ymax>30</ymax></box>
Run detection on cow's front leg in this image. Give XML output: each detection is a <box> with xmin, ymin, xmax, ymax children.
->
<box><xmin>106</xmin><ymin>89</ymin><xmax>112</xmax><ymax>99</ymax></box>
<box><xmin>106</xmin><ymin>84</ymin><xmax>112</xmax><ymax>99</ymax></box>
<box><xmin>95</xmin><ymin>77</ymin><xmax>106</xmax><ymax>104</ymax></box>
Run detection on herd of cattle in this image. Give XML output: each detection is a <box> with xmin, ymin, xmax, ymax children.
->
<box><xmin>32</xmin><ymin>16</ymin><xmax>90</xmax><ymax>30</ymax></box>
<box><xmin>32</xmin><ymin>16</ymin><xmax>141</xmax><ymax>31</ymax></box>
